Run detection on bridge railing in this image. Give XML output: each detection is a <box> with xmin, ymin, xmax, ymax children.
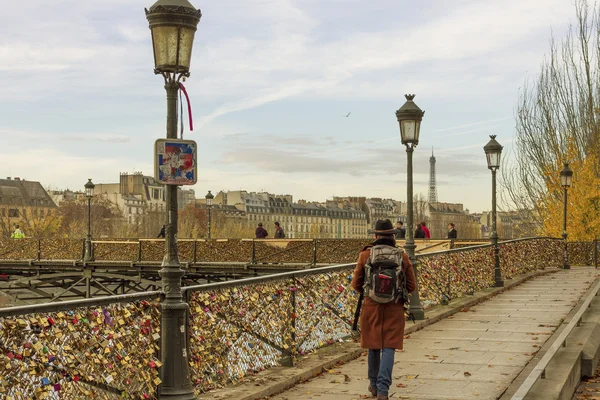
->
<box><xmin>567</xmin><ymin>240</ymin><xmax>599</xmax><ymax>267</ymax></box>
<box><xmin>0</xmin><ymin>237</ymin><xmax>574</xmax><ymax>397</ymax></box>
<box><xmin>0</xmin><ymin>292</ymin><xmax>162</xmax><ymax>399</ymax></box>
<box><xmin>181</xmin><ymin>237</ymin><xmax>564</xmax><ymax>393</ymax></box>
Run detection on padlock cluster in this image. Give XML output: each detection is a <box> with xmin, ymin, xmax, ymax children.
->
<box><xmin>0</xmin><ymin>299</ymin><xmax>161</xmax><ymax>399</ymax></box>
<box><xmin>186</xmin><ymin>268</ymin><xmax>357</xmax><ymax>393</ymax></box>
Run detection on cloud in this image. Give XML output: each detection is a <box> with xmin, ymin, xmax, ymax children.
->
<box><xmin>218</xmin><ymin>131</ymin><xmax>486</xmax><ymax>179</ymax></box>
<box><xmin>0</xmin><ymin>148</ymin><xmax>125</xmax><ymax>189</ymax></box>
<box><xmin>59</xmin><ymin>135</ymin><xmax>131</xmax><ymax>143</ymax></box>
<box><xmin>432</xmin><ymin>117</ymin><xmax>513</xmax><ymax>134</ymax></box>
<box><xmin>0</xmin><ymin>128</ymin><xmax>130</xmax><ymax>144</ymax></box>
<box><xmin>189</xmin><ymin>0</ymin><xmax>573</xmax><ymax>123</ymax></box>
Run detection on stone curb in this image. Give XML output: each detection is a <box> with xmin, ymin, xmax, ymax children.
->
<box><xmin>196</xmin><ymin>268</ymin><xmax>558</xmax><ymax>400</ymax></box>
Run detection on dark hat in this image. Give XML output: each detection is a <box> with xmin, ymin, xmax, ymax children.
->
<box><xmin>258</xmin><ymin>222</ymin><xmax>263</xmax><ymax>227</ymax></box>
<box><xmin>373</xmin><ymin>219</ymin><xmax>397</xmax><ymax>235</ymax></box>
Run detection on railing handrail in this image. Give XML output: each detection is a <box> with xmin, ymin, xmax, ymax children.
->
<box><xmin>417</xmin><ymin>242</ymin><xmax>493</xmax><ymax>258</ymax></box>
<box><xmin>510</xmin><ymin>278</ymin><xmax>600</xmax><ymax>399</ymax></box>
<box><xmin>0</xmin><ymin>291</ymin><xmax>161</xmax><ymax>317</ymax></box>
<box><xmin>182</xmin><ymin>263</ymin><xmax>356</xmax><ymax>294</ymax></box>
<box><xmin>181</xmin><ymin>237</ymin><xmax>560</xmax><ymax>293</ymax></box>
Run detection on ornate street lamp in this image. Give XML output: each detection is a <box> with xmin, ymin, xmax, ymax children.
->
<box><xmin>205</xmin><ymin>190</ymin><xmax>214</xmax><ymax>239</ymax></box>
<box><xmin>145</xmin><ymin>0</ymin><xmax>201</xmax><ymax>398</ymax></box>
<box><xmin>396</xmin><ymin>94</ymin><xmax>425</xmax><ymax>320</ymax></box>
<box><xmin>483</xmin><ymin>135</ymin><xmax>503</xmax><ymax>287</ymax></box>
<box><xmin>84</xmin><ymin>179</ymin><xmax>95</xmax><ymax>264</ymax></box>
<box><xmin>560</xmin><ymin>163</ymin><xmax>573</xmax><ymax>269</ymax></box>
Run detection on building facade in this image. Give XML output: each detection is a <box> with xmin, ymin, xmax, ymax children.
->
<box><xmin>213</xmin><ymin>191</ymin><xmax>368</xmax><ymax>239</ymax></box>
<box><xmin>0</xmin><ymin>177</ymin><xmax>57</xmax><ymax>237</ymax></box>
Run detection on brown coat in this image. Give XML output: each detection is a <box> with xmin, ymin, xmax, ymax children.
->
<box><xmin>351</xmin><ymin>246</ymin><xmax>416</xmax><ymax>350</ymax></box>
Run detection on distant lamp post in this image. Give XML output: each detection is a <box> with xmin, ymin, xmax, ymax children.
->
<box><xmin>146</xmin><ymin>0</ymin><xmax>201</xmax><ymax>398</ymax></box>
<box><xmin>84</xmin><ymin>179</ymin><xmax>95</xmax><ymax>263</ymax></box>
<box><xmin>483</xmin><ymin>135</ymin><xmax>503</xmax><ymax>287</ymax></box>
<box><xmin>396</xmin><ymin>94</ymin><xmax>425</xmax><ymax>320</ymax></box>
<box><xmin>560</xmin><ymin>163</ymin><xmax>573</xmax><ymax>270</ymax></box>
<box><xmin>205</xmin><ymin>190</ymin><xmax>214</xmax><ymax>239</ymax></box>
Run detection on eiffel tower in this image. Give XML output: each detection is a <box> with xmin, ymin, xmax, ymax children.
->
<box><xmin>429</xmin><ymin>148</ymin><xmax>438</xmax><ymax>204</ymax></box>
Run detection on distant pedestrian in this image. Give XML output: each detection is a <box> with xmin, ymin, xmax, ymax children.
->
<box><xmin>255</xmin><ymin>222</ymin><xmax>268</xmax><ymax>239</ymax></box>
<box><xmin>447</xmin><ymin>223</ymin><xmax>457</xmax><ymax>239</ymax></box>
<box><xmin>351</xmin><ymin>219</ymin><xmax>416</xmax><ymax>400</ymax></box>
<box><xmin>157</xmin><ymin>225</ymin><xmax>166</xmax><ymax>238</ymax></box>
<box><xmin>415</xmin><ymin>224</ymin><xmax>426</xmax><ymax>239</ymax></box>
<box><xmin>11</xmin><ymin>225</ymin><xmax>25</xmax><ymax>239</ymax></box>
<box><xmin>395</xmin><ymin>221</ymin><xmax>406</xmax><ymax>239</ymax></box>
<box><xmin>274</xmin><ymin>221</ymin><xmax>285</xmax><ymax>238</ymax></box>
<box><xmin>421</xmin><ymin>221</ymin><xmax>431</xmax><ymax>239</ymax></box>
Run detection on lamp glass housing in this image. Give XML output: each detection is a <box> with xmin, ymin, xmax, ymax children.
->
<box><xmin>395</xmin><ymin>94</ymin><xmax>424</xmax><ymax>146</ymax></box>
<box><xmin>85</xmin><ymin>179</ymin><xmax>95</xmax><ymax>198</ymax></box>
<box><xmin>560</xmin><ymin>164</ymin><xmax>573</xmax><ymax>187</ymax></box>
<box><xmin>483</xmin><ymin>135</ymin><xmax>503</xmax><ymax>170</ymax></box>
<box><xmin>205</xmin><ymin>190</ymin><xmax>214</xmax><ymax>206</ymax></box>
<box><xmin>486</xmin><ymin>152</ymin><xmax>501</xmax><ymax>169</ymax></box>
<box><xmin>151</xmin><ymin>26</ymin><xmax>195</xmax><ymax>72</ymax></box>
<box><xmin>400</xmin><ymin>120</ymin><xmax>420</xmax><ymax>144</ymax></box>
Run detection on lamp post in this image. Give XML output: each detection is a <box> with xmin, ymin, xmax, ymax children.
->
<box><xmin>84</xmin><ymin>179</ymin><xmax>95</xmax><ymax>263</ymax></box>
<box><xmin>560</xmin><ymin>163</ymin><xmax>573</xmax><ymax>269</ymax></box>
<box><xmin>396</xmin><ymin>94</ymin><xmax>425</xmax><ymax>320</ymax></box>
<box><xmin>483</xmin><ymin>135</ymin><xmax>503</xmax><ymax>287</ymax></box>
<box><xmin>145</xmin><ymin>1</ymin><xmax>201</xmax><ymax>398</ymax></box>
<box><xmin>205</xmin><ymin>190</ymin><xmax>214</xmax><ymax>239</ymax></box>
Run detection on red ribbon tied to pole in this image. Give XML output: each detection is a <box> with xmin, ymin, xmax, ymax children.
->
<box><xmin>178</xmin><ymin>83</ymin><xmax>193</xmax><ymax>131</ymax></box>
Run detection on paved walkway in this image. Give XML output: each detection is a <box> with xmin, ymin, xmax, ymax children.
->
<box><xmin>270</xmin><ymin>268</ymin><xmax>600</xmax><ymax>400</ymax></box>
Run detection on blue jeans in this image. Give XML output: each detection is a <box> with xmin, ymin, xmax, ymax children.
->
<box><xmin>368</xmin><ymin>348</ymin><xmax>395</xmax><ymax>396</ymax></box>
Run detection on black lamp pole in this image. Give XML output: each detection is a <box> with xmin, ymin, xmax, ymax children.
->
<box><xmin>146</xmin><ymin>0</ymin><xmax>201</xmax><ymax>398</ymax></box>
<box><xmin>205</xmin><ymin>190</ymin><xmax>214</xmax><ymax>239</ymax></box>
<box><xmin>484</xmin><ymin>135</ymin><xmax>503</xmax><ymax>287</ymax></box>
<box><xmin>560</xmin><ymin>163</ymin><xmax>573</xmax><ymax>270</ymax></box>
<box><xmin>396</xmin><ymin>94</ymin><xmax>425</xmax><ymax>320</ymax></box>
<box><xmin>84</xmin><ymin>179</ymin><xmax>95</xmax><ymax>263</ymax></box>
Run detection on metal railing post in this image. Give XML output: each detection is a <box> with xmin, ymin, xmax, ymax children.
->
<box><xmin>193</xmin><ymin>240</ymin><xmax>198</xmax><ymax>264</ymax></box>
<box><xmin>312</xmin><ymin>239</ymin><xmax>317</xmax><ymax>266</ymax></box>
<box><xmin>282</xmin><ymin>281</ymin><xmax>296</xmax><ymax>367</ymax></box>
<box><xmin>37</xmin><ymin>239</ymin><xmax>41</xmax><ymax>261</ymax></box>
<box><xmin>251</xmin><ymin>239</ymin><xmax>256</xmax><ymax>265</ymax></box>
<box><xmin>594</xmin><ymin>239</ymin><xmax>598</xmax><ymax>268</ymax></box>
<box><xmin>291</xmin><ymin>285</ymin><xmax>296</xmax><ymax>361</ymax></box>
<box><xmin>137</xmin><ymin>240</ymin><xmax>142</xmax><ymax>262</ymax></box>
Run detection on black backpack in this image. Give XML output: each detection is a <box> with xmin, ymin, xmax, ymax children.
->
<box><xmin>362</xmin><ymin>245</ymin><xmax>409</xmax><ymax>304</ymax></box>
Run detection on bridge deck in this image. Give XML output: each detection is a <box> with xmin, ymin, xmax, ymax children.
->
<box><xmin>269</xmin><ymin>268</ymin><xmax>599</xmax><ymax>400</ymax></box>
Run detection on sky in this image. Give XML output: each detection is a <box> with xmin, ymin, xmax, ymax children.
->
<box><xmin>0</xmin><ymin>0</ymin><xmax>575</xmax><ymax>212</ymax></box>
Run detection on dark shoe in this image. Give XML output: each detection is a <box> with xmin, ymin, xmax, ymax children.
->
<box><xmin>377</xmin><ymin>395</ymin><xmax>389</xmax><ymax>400</ymax></box>
<box><xmin>367</xmin><ymin>385</ymin><xmax>377</xmax><ymax>397</ymax></box>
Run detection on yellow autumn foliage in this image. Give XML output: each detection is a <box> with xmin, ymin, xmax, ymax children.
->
<box><xmin>540</xmin><ymin>146</ymin><xmax>600</xmax><ymax>241</ymax></box>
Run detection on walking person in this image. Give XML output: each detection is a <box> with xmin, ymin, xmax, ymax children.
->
<box><xmin>447</xmin><ymin>223</ymin><xmax>457</xmax><ymax>239</ymax></box>
<box><xmin>415</xmin><ymin>223</ymin><xmax>426</xmax><ymax>239</ymax></box>
<box><xmin>351</xmin><ymin>219</ymin><xmax>416</xmax><ymax>400</ymax></box>
<box><xmin>421</xmin><ymin>221</ymin><xmax>431</xmax><ymax>239</ymax></box>
<box><xmin>274</xmin><ymin>221</ymin><xmax>285</xmax><ymax>238</ymax></box>
<box><xmin>157</xmin><ymin>225</ymin><xmax>166</xmax><ymax>238</ymax></box>
<box><xmin>255</xmin><ymin>222</ymin><xmax>268</xmax><ymax>239</ymax></box>
<box><xmin>11</xmin><ymin>225</ymin><xmax>25</xmax><ymax>239</ymax></box>
<box><xmin>395</xmin><ymin>221</ymin><xmax>406</xmax><ymax>239</ymax></box>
